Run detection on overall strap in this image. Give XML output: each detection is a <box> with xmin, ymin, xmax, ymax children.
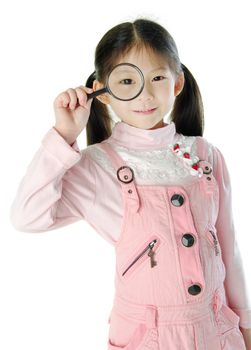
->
<box><xmin>195</xmin><ymin>136</ymin><xmax>209</xmax><ymax>161</ymax></box>
<box><xmin>195</xmin><ymin>136</ymin><xmax>216</xmax><ymax>194</ymax></box>
<box><xmin>99</xmin><ymin>141</ymin><xmax>140</xmax><ymax>213</ymax></box>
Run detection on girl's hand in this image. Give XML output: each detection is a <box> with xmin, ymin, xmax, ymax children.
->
<box><xmin>240</xmin><ymin>327</ymin><xmax>251</xmax><ymax>349</ymax></box>
<box><xmin>53</xmin><ymin>85</ymin><xmax>94</xmax><ymax>145</ymax></box>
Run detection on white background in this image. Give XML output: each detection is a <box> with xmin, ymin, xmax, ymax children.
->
<box><xmin>1</xmin><ymin>0</ymin><xmax>251</xmax><ymax>349</ymax></box>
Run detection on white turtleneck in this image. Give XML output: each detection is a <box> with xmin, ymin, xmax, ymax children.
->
<box><xmin>106</xmin><ymin>120</ymin><xmax>177</xmax><ymax>150</ymax></box>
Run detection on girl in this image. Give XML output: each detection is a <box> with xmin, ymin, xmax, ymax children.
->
<box><xmin>10</xmin><ymin>18</ymin><xmax>251</xmax><ymax>349</ymax></box>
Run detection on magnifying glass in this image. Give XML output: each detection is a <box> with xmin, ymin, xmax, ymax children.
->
<box><xmin>86</xmin><ymin>63</ymin><xmax>145</xmax><ymax>101</ymax></box>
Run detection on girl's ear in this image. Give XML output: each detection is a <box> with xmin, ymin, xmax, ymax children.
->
<box><xmin>174</xmin><ymin>71</ymin><xmax>185</xmax><ymax>97</ymax></box>
<box><xmin>92</xmin><ymin>79</ymin><xmax>111</xmax><ymax>104</ymax></box>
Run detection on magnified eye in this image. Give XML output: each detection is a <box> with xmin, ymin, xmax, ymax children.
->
<box><xmin>120</xmin><ymin>79</ymin><xmax>135</xmax><ymax>84</ymax></box>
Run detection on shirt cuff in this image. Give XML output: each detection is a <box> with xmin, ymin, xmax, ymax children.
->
<box><xmin>41</xmin><ymin>127</ymin><xmax>82</xmax><ymax>169</ymax></box>
<box><xmin>231</xmin><ymin>307</ymin><xmax>251</xmax><ymax>329</ymax></box>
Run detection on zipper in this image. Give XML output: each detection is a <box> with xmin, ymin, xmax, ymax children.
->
<box><xmin>206</xmin><ymin>229</ymin><xmax>220</xmax><ymax>256</ymax></box>
<box><xmin>122</xmin><ymin>239</ymin><xmax>158</xmax><ymax>277</ymax></box>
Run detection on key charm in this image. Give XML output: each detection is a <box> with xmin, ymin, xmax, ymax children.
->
<box><xmin>209</xmin><ymin>230</ymin><xmax>220</xmax><ymax>256</ymax></box>
<box><xmin>148</xmin><ymin>249</ymin><xmax>157</xmax><ymax>268</ymax></box>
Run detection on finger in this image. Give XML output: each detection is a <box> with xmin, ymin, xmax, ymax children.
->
<box><xmin>85</xmin><ymin>93</ymin><xmax>94</xmax><ymax>107</ymax></box>
<box><xmin>78</xmin><ymin>85</ymin><xmax>94</xmax><ymax>93</ymax></box>
<box><xmin>75</xmin><ymin>87</ymin><xmax>88</xmax><ymax>107</ymax></box>
<box><xmin>57</xmin><ymin>92</ymin><xmax>70</xmax><ymax>108</ymax></box>
<box><xmin>66</xmin><ymin>88</ymin><xmax>78</xmax><ymax>110</ymax></box>
<box><xmin>78</xmin><ymin>86</ymin><xmax>94</xmax><ymax>97</ymax></box>
<box><xmin>77</xmin><ymin>86</ymin><xmax>94</xmax><ymax>106</ymax></box>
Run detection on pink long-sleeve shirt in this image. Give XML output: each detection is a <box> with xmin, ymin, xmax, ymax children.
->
<box><xmin>10</xmin><ymin>120</ymin><xmax>251</xmax><ymax>328</ymax></box>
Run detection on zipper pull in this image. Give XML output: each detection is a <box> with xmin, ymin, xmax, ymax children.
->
<box><xmin>148</xmin><ymin>241</ymin><xmax>157</xmax><ymax>268</ymax></box>
<box><xmin>209</xmin><ymin>230</ymin><xmax>220</xmax><ymax>256</ymax></box>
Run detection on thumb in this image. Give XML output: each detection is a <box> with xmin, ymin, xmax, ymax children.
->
<box><xmin>86</xmin><ymin>92</ymin><xmax>94</xmax><ymax>107</ymax></box>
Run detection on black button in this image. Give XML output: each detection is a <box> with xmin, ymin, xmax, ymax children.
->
<box><xmin>171</xmin><ymin>194</ymin><xmax>184</xmax><ymax>207</ymax></box>
<box><xmin>181</xmin><ymin>234</ymin><xmax>195</xmax><ymax>247</ymax></box>
<box><xmin>188</xmin><ymin>284</ymin><xmax>202</xmax><ymax>295</ymax></box>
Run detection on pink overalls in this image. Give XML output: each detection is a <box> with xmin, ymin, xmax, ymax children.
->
<box><xmin>99</xmin><ymin>137</ymin><xmax>246</xmax><ymax>350</ymax></box>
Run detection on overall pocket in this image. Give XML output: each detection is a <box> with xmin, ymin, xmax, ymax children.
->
<box><xmin>215</xmin><ymin>303</ymin><xmax>246</xmax><ymax>350</ymax></box>
<box><xmin>205</xmin><ymin>225</ymin><xmax>221</xmax><ymax>257</ymax></box>
<box><xmin>107</xmin><ymin>311</ymin><xmax>158</xmax><ymax>350</ymax></box>
<box><xmin>204</xmin><ymin>224</ymin><xmax>226</xmax><ymax>285</ymax></box>
<box><xmin>120</xmin><ymin>235</ymin><xmax>162</xmax><ymax>280</ymax></box>
<box><xmin>108</xmin><ymin>323</ymin><xmax>148</xmax><ymax>350</ymax></box>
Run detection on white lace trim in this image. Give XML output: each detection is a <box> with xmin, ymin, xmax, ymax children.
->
<box><xmin>85</xmin><ymin>134</ymin><xmax>211</xmax><ymax>185</ymax></box>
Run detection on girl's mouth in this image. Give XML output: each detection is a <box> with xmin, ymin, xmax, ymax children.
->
<box><xmin>133</xmin><ymin>108</ymin><xmax>157</xmax><ymax>115</ymax></box>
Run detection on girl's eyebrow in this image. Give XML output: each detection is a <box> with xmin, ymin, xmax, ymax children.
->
<box><xmin>114</xmin><ymin>66</ymin><xmax>169</xmax><ymax>73</ymax></box>
<box><xmin>151</xmin><ymin>66</ymin><xmax>169</xmax><ymax>72</ymax></box>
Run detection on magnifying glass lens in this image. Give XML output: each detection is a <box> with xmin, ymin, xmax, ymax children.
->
<box><xmin>107</xmin><ymin>64</ymin><xmax>144</xmax><ymax>100</ymax></box>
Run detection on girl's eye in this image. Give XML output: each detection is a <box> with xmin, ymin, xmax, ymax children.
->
<box><xmin>120</xmin><ymin>79</ymin><xmax>134</xmax><ymax>84</ymax></box>
<box><xmin>153</xmin><ymin>76</ymin><xmax>167</xmax><ymax>81</ymax></box>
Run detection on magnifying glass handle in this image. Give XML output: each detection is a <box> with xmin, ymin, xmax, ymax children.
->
<box><xmin>86</xmin><ymin>87</ymin><xmax>108</xmax><ymax>101</ymax></box>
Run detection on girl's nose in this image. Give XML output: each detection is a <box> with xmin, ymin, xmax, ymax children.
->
<box><xmin>137</xmin><ymin>82</ymin><xmax>154</xmax><ymax>101</ymax></box>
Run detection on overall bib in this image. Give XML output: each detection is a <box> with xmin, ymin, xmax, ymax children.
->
<box><xmin>99</xmin><ymin>138</ymin><xmax>246</xmax><ymax>350</ymax></box>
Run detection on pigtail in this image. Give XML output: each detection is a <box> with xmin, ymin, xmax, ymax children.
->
<box><xmin>171</xmin><ymin>63</ymin><xmax>204</xmax><ymax>137</ymax></box>
<box><xmin>85</xmin><ymin>71</ymin><xmax>112</xmax><ymax>146</ymax></box>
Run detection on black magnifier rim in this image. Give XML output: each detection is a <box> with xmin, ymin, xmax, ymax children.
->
<box><xmin>106</xmin><ymin>63</ymin><xmax>145</xmax><ymax>101</ymax></box>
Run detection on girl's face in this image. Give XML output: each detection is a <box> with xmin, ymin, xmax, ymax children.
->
<box><xmin>93</xmin><ymin>46</ymin><xmax>184</xmax><ymax>130</ymax></box>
